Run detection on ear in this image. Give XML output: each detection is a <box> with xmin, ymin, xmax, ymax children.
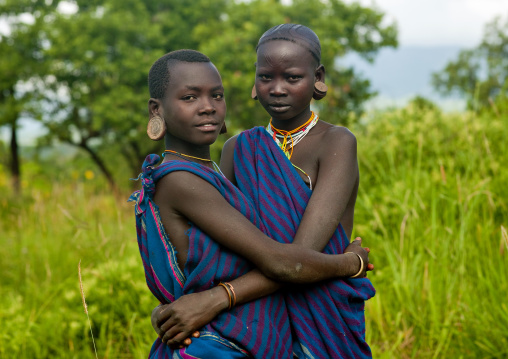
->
<box><xmin>148</xmin><ymin>98</ymin><xmax>162</xmax><ymax>118</ymax></box>
<box><xmin>315</xmin><ymin>64</ymin><xmax>325</xmax><ymax>83</ymax></box>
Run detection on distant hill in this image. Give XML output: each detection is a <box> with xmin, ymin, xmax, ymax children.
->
<box><xmin>338</xmin><ymin>45</ymin><xmax>466</xmax><ymax>111</ymax></box>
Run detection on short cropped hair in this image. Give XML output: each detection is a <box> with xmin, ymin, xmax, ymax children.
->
<box><xmin>148</xmin><ymin>49</ymin><xmax>211</xmax><ymax>99</ymax></box>
<box><xmin>256</xmin><ymin>24</ymin><xmax>321</xmax><ymax>64</ymax></box>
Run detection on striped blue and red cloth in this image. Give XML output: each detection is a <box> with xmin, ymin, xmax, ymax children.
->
<box><xmin>130</xmin><ymin>124</ymin><xmax>375</xmax><ymax>358</ymax></box>
<box><xmin>129</xmin><ymin>155</ymin><xmax>293</xmax><ymax>358</ymax></box>
<box><xmin>234</xmin><ymin>127</ymin><xmax>376</xmax><ymax>359</ymax></box>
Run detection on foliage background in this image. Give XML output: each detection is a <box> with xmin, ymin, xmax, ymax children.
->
<box><xmin>1</xmin><ymin>0</ymin><xmax>507</xmax><ymax>358</ymax></box>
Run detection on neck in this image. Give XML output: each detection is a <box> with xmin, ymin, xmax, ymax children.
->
<box><xmin>164</xmin><ymin>148</ymin><xmax>212</xmax><ymax>162</ymax></box>
<box><xmin>271</xmin><ymin>108</ymin><xmax>314</xmax><ymax>131</ymax></box>
<box><xmin>164</xmin><ymin>148</ymin><xmax>224</xmax><ymax>175</ymax></box>
<box><xmin>270</xmin><ymin>107</ymin><xmax>312</xmax><ymax>131</ymax></box>
<box><xmin>164</xmin><ymin>137</ymin><xmax>212</xmax><ymax>161</ymax></box>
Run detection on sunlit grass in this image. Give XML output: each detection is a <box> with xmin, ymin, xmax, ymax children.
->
<box><xmin>0</xmin><ymin>105</ymin><xmax>506</xmax><ymax>358</ymax></box>
<box><xmin>0</xmin><ymin>183</ymin><xmax>156</xmax><ymax>358</ymax></box>
<box><xmin>355</xmin><ymin>106</ymin><xmax>508</xmax><ymax>358</ymax></box>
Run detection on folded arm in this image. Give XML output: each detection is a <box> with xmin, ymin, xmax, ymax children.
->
<box><xmin>161</xmin><ymin>169</ymin><xmax>359</xmax><ymax>283</ymax></box>
<box><xmin>155</xmin><ymin>130</ymin><xmax>372</xmax><ymax>346</ymax></box>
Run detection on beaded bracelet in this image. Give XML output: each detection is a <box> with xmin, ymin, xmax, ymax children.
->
<box><xmin>347</xmin><ymin>252</ymin><xmax>365</xmax><ymax>278</ymax></box>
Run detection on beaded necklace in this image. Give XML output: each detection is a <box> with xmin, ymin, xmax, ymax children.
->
<box><xmin>265</xmin><ymin>112</ymin><xmax>318</xmax><ymax>190</ymax></box>
<box><xmin>164</xmin><ymin>150</ymin><xmax>224</xmax><ymax>176</ymax></box>
<box><xmin>266</xmin><ymin>112</ymin><xmax>319</xmax><ymax>159</ymax></box>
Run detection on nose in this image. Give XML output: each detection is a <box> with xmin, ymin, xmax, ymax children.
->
<box><xmin>199</xmin><ymin>97</ymin><xmax>216</xmax><ymax>115</ymax></box>
<box><xmin>270</xmin><ymin>80</ymin><xmax>287</xmax><ymax>97</ymax></box>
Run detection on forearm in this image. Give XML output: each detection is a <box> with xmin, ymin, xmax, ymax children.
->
<box><xmin>262</xmin><ymin>244</ymin><xmax>359</xmax><ymax>283</ymax></box>
<box><xmin>225</xmin><ymin>269</ymin><xmax>281</xmax><ymax>306</ymax></box>
<box><xmin>223</xmin><ymin>247</ymin><xmax>361</xmax><ymax>307</ymax></box>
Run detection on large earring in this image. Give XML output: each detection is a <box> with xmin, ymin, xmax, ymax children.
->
<box><xmin>147</xmin><ymin>115</ymin><xmax>166</xmax><ymax>141</ymax></box>
<box><xmin>251</xmin><ymin>85</ymin><xmax>258</xmax><ymax>100</ymax></box>
<box><xmin>313</xmin><ymin>81</ymin><xmax>328</xmax><ymax>100</ymax></box>
<box><xmin>220</xmin><ymin>122</ymin><xmax>227</xmax><ymax>134</ymax></box>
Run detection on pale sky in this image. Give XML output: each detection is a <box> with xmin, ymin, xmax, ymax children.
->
<box><xmin>345</xmin><ymin>0</ymin><xmax>508</xmax><ymax>46</ymax></box>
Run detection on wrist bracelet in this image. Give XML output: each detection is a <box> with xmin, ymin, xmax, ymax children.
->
<box><xmin>223</xmin><ymin>282</ymin><xmax>237</xmax><ymax>308</ymax></box>
<box><xmin>218</xmin><ymin>282</ymin><xmax>232</xmax><ymax>310</ymax></box>
<box><xmin>218</xmin><ymin>282</ymin><xmax>237</xmax><ymax>310</ymax></box>
<box><xmin>348</xmin><ymin>252</ymin><xmax>364</xmax><ymax>278</ymax></box>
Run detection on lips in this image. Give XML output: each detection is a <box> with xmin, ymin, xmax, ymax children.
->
<box><xmin>268</xmin><ymin>103</ymin><xmax>291</xmax><ymax>112</ymax></box>
<box><xmin>195</xmin><ymin>121</ymin><xmax>220</xmax><ymax>132</ymax></box>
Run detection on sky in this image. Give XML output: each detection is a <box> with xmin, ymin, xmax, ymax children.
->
<box><xmin>2</xmin><ymin>0</ymin><xmax>508</xmax><ymax>145</ymax></box>
<box><xmin>345</xmin><ymin>0</ymin><xmax>508</xmax><ymax>46</ymax></box>
<box><xmin>339</xmin><ymin>0</ymin><xmax>508</xmax><ymax>110</ymax></box>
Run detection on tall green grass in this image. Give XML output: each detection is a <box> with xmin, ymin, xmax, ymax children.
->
<box><xmin>355</xmin><ymin>105</ymin><xmax>508</xmax><ymax>358</ymax></box>
<box><xmin>0</xmin><ymin>105</ymin><xmax>506</xmax><ymax>358</ymax></box>
<box><xmin>0</xmin><ymin>183</ymin><xmax>156</xmax><ymax>357</ymax></box>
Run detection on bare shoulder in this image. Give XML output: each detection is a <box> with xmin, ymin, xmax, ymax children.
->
<box><xmin>316</xmin><ymin>121</ymin><xmax>357</xmax><ymax>154</ymax></box>
<box><xmin>155</xmin><ymin>168</ymin><xmax>214</xmax><ymax>205</ymax></box>
<box><xmin>221</xmin><ymin>134</ymin><xmax>240</xmax><ymax>155</ymax></box>
<box><xmin>220</xmin><ymin>134</ymin><xmax>240</xmax><ymax>184</ymax></box>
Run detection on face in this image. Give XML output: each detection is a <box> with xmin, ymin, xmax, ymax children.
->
<box><xmin>255</xmin><ymin>40</ymin><xmax>320</xmax><ymax>125</ymax></box>
<box><xmin>151</xmin><ymin>61</ymin><xmax>226</xmax><ymax>149</ymax></box>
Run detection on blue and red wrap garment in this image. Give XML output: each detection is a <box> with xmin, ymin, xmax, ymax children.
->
<box><xmin>233</xmin><ymin>127</ymin><xmax>376</xmax><ymax>359</ymax></box>
<box><xmin>129</xmin><ymin>154</ymin><xmax>294</xmax><ymax>359</ymax></box>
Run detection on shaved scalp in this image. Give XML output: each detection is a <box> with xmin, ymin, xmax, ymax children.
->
<box><xmin>256</xmin><ymin>24</ymin><xmax>321</xmax><ymax>64</ymax></box>
<box><xmin>149</xmin><ymin>49</ymin><xmax>211</xmax><ymax>99</ymax></box>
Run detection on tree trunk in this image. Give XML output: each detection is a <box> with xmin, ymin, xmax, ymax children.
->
<box><xmin>10</xmin><ymin>122</ymin><xmax>21</xmax><ymax>195</ymax></box>
<box><xmin>79</xmin><ymin>142</ymin><xmax>119</xmax><ymax>194</ymax></box>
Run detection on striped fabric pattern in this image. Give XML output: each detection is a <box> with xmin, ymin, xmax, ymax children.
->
<box><xmin>234</xmin><ymin>127</ymin><xmax>376</xmax><ymax>359</ymax></box>
<box><xmin>129</xmin><ymin>154</ymin><xmax>293</xmax><ymax>359</ymax></box>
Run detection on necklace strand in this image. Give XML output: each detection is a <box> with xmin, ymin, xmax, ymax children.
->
<box><xmin>266</xmin><ymin>112</ymin><xmax>319</xmax><ymax>159</ymax></box>
<box><xmin>265</xmin><ymin>112</ymin><xmax>318</xmax><ymax>190</ymax></box>
<box><xmin>164</xmin><ymin>150</ymin><xmax>224</xmax><ymax>176</ymax></box>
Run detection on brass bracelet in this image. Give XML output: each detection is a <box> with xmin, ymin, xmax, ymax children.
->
<box><xmin>218</xmin><ymin>282</ymin><xmax>232</xmax><ymax>310</ymax></box>
<box><xmin>224</xmin><ymin>282</ymin><xmax>237</xmax><ymax>308</ymax></box>
<box><xmin>348</xmin><ymin>252</ymin><xmax>364</xmax><ymax>278</ymax></box>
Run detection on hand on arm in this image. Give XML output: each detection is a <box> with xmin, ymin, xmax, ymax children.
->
<box><xmin>164</xmin><ymin>171</ymin><xmax>359</xmax><ymax>283</ymax></box>
<box><xmin>153</xmin><ymin>166</ymin><xmax>367</xmax><ymax>345</ymax></box>
<box><xmin>154</xmin><ymin>129</ymin><xmax>374</xmax><ymax>346</ymax></box>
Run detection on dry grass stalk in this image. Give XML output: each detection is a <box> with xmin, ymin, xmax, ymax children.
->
<box><xmin>79</xmin><ymin>260</ymin><xmax>99</xmax><ymax>359</ymax></box>
<box><xmin>501</xmin><ymin>226</ymin><xmax>508</xmax><ymax>255</ymax></box>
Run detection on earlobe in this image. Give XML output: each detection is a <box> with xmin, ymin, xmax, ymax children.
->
<box><xmin>313</xmin><ymin>65</ymin><xmax>327</xmax><ymax>100</ymax></box>
<box><xmin>147</xmin><ymin>115</ymin><xmax>167</xmax><ymax>141</ymax></box>
<box><xmin>313</xmin><ymin>81</ymin><xmax>328</xmax><ymax>100</ymax></box>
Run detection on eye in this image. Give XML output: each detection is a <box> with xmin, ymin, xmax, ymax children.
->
<box><xmin>182</xmin><ymin>95</ymin><xmax>197</xmax><ymax>101</ymax></box>
<box><xmin>258</xmin><ymin>74</ymin><xmax>271</xmax><ymax>81</ymax></box>
<box><xmin>213</xmin><ymin>93</ymin><xmax>224</xmax><ymax>100</ymax></box>
<box><xmin>288</xmin><ymin>75</ymin><xmax>302</xmax><ymax>81</ymax></box>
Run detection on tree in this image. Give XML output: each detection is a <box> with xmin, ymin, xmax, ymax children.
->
<box><xmin>432</xmin><ymin>15</ymin><xmax>508</xmax><ymax>111</ymax></box>
<box><xmin>197</xmin><ymin>0</ymin><xmax>397</xmax><ymax>131</ymax></box>
<box><xmin>38</xmin><ymin>0</ymin><xmax>229</xmax><ymax>191</ymax></box>
<box><xmin>0</xmin><ymin>0</ymin><xmax>57</xmax><ymax>193</ymax></box>
<box><xmin>3</xmin><ymin>0</ymin><xmax>396</xmax><ymax>189</ymax></box>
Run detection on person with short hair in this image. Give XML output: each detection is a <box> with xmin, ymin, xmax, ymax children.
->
<box><xmin>132</xmin><ymin>48</ymin><xmax>371</xmax><ymax>358</ymax></box>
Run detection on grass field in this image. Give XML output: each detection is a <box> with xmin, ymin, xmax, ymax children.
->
<box><xmin>1</xmin><ymin>104</ymin><xmax>507</xmax><ymax>358</ymax></box>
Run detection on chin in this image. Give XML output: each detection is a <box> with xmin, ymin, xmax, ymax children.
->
<box><xmin>200</xmin><ymin>136</ymin><xmax>219</xmax><ymax>146</ymax></box>
<box><xmin>268</xmin><ymin>111</ymin><xmax>295</xmax><ymax>121</ymax></box>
